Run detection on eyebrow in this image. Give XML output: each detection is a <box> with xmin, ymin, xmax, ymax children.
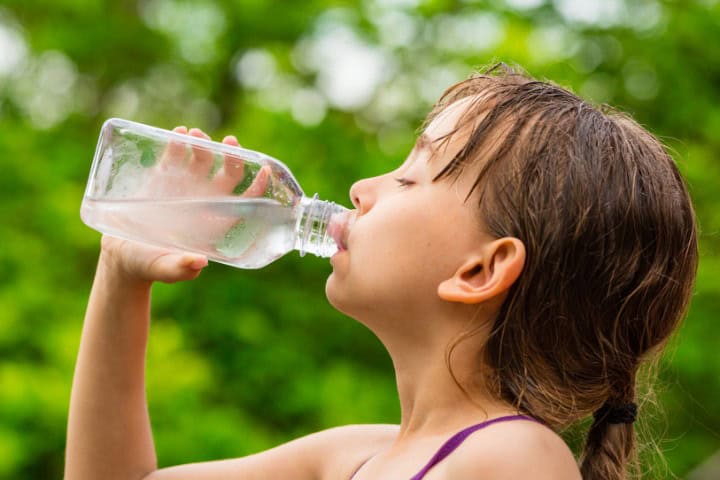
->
<box><xmin>415</xmin><ymin>132</ymin><xmax>441</xmax><ymax>165</ymax></box>
<box><xmin>417</xmin><ymin>133</ymin><xmax>435</xmax><ymax>152</ymax></box>
<box><xmin>400</xmin><ymin>133</ymin><xmax>440</xmax><ymax>170</ymax></box>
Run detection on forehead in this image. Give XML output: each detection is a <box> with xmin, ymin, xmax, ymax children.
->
<box><xmin>418</xmin><ymin>95</ymin><xmax>490</xmax><ymax>176</ymax></box>
<box><xmin>423</xmin><ymin>96</ymin><xmax>478</xmax><ymax>142</ymax></box>
<box><xmin>421</xmin><ymin>95</ymin><xmax>497</xmax><ymax>166</ymax></box>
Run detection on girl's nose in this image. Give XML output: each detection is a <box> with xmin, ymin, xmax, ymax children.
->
<box><xmin>349</xmin><ymin>177</ymin><xmax>377</xmax><ymax>215</ymax></box>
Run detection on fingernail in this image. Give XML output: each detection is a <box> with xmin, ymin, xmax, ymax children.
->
<box><xmin>191</xmin><ymin>257</ymin><xmax>208</xmax><ymax>269</ymax></box>
<box><xmin>190</xmin><ymin>128</ymin><xmax>210</xmax><ymax>139</ymax></box>
<box><xmin>183</xmin><ymin>255</ymin><xmax>208</xmax><ymax>269</ymax></box>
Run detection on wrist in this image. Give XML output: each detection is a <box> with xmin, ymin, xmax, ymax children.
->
<box><xmin>97</xmin><ymin>248</ymin><xmax>154</xmax><ymax>291</ymax></box>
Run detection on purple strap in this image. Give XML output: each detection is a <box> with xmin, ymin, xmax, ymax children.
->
<box><xmin>350</xmin><ymin>414</ymin><xmax>541</xmax><ymax>480</ymax></box>
<box><xmin>409</xmin><ymin>414</ymin><xmax>540</xmax><ymax>479</ymax></box>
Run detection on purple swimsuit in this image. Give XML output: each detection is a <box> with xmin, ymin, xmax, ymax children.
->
<box><xmin>350</xmin><ymin>414</ymin><xmax>541</xmax><ymax>480</ymax></box>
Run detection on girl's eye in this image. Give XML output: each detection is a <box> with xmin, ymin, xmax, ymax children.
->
<box><xmin>394</xmin><ymin>177</ymin><xmax>415</xmax><ymax>188</ymax></box>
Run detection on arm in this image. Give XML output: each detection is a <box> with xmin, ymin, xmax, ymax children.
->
<box><xmin>146</xmin><ymin>424</ymin><xmax>398</xmax><ymax>480</ymax></box>
<box><xmin>65</xmin><ymin>254</ymin><xmax>395</xmax><ymax>480</ymax></box>
<box><xmin>64</xmin><ymin>239</ymin><xmax>206</xmax><ymax>479</ymax></box>
<box><xmin>65</xmin><ymin>238</ymin><xmax>398</xmax><ymax>480</ymax></box>
<box><xmin>66</xmin><ymin>128</ymin><xmax>266</xmax><ymax>478</ymax></box>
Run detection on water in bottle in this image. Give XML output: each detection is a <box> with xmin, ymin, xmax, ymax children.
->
<box><xmin>81</xmin><ymin>118</ymin><xmax>351</xmax><ymax>269</ymax></box>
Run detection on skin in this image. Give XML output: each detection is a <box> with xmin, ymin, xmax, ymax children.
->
<box><xmin>65</xmin><ymin>103</ymin><xmax>582</xmax><ymax>479</ymax></box>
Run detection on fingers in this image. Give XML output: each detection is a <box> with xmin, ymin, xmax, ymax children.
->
<box><xmin>159</xmin><ymin>126</ymin><xmax>189</xmax><ymax>170</ymax></box>
<box><xmin>241</xmin><ymin>164</ymin><xmax>271</xmax><ymax>198</ymax></box>
<box><xmin>151</xmin><ymin>252</ymin><xmax>208</xmax><ymax>284</ymax></box>
<box><xmin>222</xmin><ymin>135</ymin><xmax>245</xmax><ymax>182</ymax></box>
<box><xmin>188</xmin><ymin>128</ymin><xmax>215</xmax><ymax>178</ymax></box>
<box><xmin>159</xmin><ymin>127</ymin><xmax>215</xmax><ymax>179</ymax></box>
<box><xmin>180</xmin><ymin>253</ymin><xmax>209</xmax><ymax>270</ymax></box>
<box><xmin>223</xmin><ymin>134</ymin><xmax>241</xmax><ymax>148</ymax></box>
<box><xmin>211</xmin><ymin>135</ymin><xmax>247</xmax><ymax>194</ymax></box>
<box><xmin>157</xmin><ymin>127</ymin><xmax>255</xmax><ymax>196</ymax></box>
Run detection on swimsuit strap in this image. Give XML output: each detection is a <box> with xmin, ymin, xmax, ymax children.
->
<box><xmin>349</xmin><ymin>414</ymin><xmax>541</xmax><ymax>480</ymax></box>
<box><xmin>409</xmin><ymin>414</ymin><xmax>541</xmax><ymax>480</ymax></box>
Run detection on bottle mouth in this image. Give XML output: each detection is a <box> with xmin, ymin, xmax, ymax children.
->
<box><xmin>295</xmin><ymin>196</ymin><xmax>351</xmax><ymax>258</ymax></box>
<box><xmin>328</xmin><ymin>210</ymin><xmax>352</xmax><ymax>251</ymax></box>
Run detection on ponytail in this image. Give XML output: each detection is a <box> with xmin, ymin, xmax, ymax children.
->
<box><xmin>580</xmin><ymin>402</ymin><xmax>639</xmax><ymax>480</ymax></box>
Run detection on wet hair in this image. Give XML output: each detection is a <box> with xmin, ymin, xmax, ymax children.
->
<box><xmin>423</xmin><ymin>64</ymin><xmax>698</xmax><ymax>479</ymax></box>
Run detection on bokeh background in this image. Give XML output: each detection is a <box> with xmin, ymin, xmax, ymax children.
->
<box><xmin>0</xmin><ymin>0</ymin><xmax>718</xmax><ymax>478</ymax></box>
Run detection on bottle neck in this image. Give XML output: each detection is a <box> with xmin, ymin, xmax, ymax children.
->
<box><xmin>294</xmin><ymin>194</ymin><xmax>348</xmax><ymax>258</ymax></box>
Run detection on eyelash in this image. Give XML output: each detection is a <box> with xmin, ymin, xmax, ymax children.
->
<box><xmin>394</xmin><ymin>177</ymin><xmax>414</xmax><ymax>187</ymax></box>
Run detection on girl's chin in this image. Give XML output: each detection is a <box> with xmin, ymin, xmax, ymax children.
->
<box><xmin>324</xmin><ymin>273</ymin><xmax>364</xmax><ymax>317</ymax></box>
<box><xmin>330</xmin><ymin>248</ymin><xmax>348</xmax><ymax>264</ymax></box>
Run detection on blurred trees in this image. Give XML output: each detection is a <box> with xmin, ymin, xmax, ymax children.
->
<box><xmin>0</xmin><ymin>0</ymin><xmax>718</xmax><ymax>478</ymax></box>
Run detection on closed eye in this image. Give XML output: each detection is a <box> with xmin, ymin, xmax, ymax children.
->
<box><xmin>394</xmin><ymin>177</ymin><xmax>415</xmax><ymax>187</ymax></box>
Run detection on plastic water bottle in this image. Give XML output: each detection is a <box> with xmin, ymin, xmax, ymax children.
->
<box><xmin>81</xmin><ymin>118</ymin><xmax>351</xmax><ymax>269</ymax></box>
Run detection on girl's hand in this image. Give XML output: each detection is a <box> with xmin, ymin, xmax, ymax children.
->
<box><xmin>98</xmin><ymin>127</ymin><xmax>269</xmax><ymax>285</ymax></box>
<box><xmin>99</xmin><ymin>235</ymin><xmax>208</xmax><ymax>285</ymax></box>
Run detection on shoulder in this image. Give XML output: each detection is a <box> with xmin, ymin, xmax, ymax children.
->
<box><xmin>443</xmin><ymin>418</ymin><xmax>581</xmax><ymax>480</ymax></box>
<box><xmin>146</xmin><ymin>424</ymin><xmax>399</xmax><ymax>480</ymax></box>
<box><xmin>310</xmin><ymin>424</ymin><xmax>399</xmax><ymax>479</ymax></box>
<box><xmin>297</xmin><ymin>423</ymin><xmax>399</xmax><ymax>458</ymax></box>
<box><xmin>310</xmin><ymin>423</ymin><xmax>399</xmax><ymax>449</ymax></box>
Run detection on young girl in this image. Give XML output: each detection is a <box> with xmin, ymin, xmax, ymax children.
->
<box><xmin>65</xmin><ymin>64</ymin><xmax>698</xmax><ymax>480</ymax></box>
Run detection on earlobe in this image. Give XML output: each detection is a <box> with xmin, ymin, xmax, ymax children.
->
<box><xmin>437</xmin><ymin>237</ymin><xmax>526</xmax><ymax>304</ymax></box>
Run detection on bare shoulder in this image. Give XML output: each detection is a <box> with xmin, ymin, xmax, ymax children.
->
<box><xmin>443</xmin><ymin>419</ymin><xmax>581</xmax><ymax>480</ymax></box>
<box><xmin>313</xmin><ymin>424</ymin><xmax>400</xmax><ymax>479</ymax></box>
<box><xmin>315</xmin><ymin>423</ymin><xmax>400</xmax><ymax>444</ymax></box>
<box><xmin>147</xmin><ymin>424</ymin><xmax>399</xmax><ymax>480</ymax></box>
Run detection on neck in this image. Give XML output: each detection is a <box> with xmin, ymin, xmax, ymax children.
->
<box><xmin>376</xmin><ymin>311</ymin><xmax>518</xmax><ymax>441</ymax></box>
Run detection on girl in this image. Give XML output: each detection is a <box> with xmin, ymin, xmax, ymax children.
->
<box><xmin>65</xmin><ymin>64</ymin><xmax>698</xmax><ymax>480</ymax></box>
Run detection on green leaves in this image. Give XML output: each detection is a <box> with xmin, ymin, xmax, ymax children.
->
<box><xmin>0</xmin><ymin>1</ymin><xmax>719</xmax><ymax>479</ymax></box>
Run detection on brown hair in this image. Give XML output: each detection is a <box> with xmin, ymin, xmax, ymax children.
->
<box><xmin>425</xmin><ymin>64</ymin><xmax>698</xmax><ymax>479</ymax></box>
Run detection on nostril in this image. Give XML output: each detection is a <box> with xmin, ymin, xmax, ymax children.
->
<box><xmin>349</xmin><ymin>180</ymin><xmax>363</xmax><ymax>210</ymax></box>
<box><xmin>349</xmin><ymin>177</ymin><xmax>377</xmax><ymax>215</ymax></box>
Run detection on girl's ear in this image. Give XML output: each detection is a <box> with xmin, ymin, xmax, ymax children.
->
<box><xmin>437</xmin><ymin>237</ymin><xmax>526</xmax><ymax>304</ymax></box>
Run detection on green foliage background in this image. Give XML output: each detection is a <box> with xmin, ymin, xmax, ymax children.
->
<box><xmin>0</xmin><ymin>0</ymin><xmax>718</xmax><ymax>478</ymax></box>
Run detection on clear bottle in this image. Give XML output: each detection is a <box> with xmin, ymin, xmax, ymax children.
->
<box><xmin>81</xmin><ymin>118</ymin><xmax>351</xmax><ymax>269</ymax></box>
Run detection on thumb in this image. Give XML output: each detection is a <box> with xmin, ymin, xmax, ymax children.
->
<box><xmin>151</xmin><ymin>253</ymin><xmax>208</xmax><ymax>283</ymax></box>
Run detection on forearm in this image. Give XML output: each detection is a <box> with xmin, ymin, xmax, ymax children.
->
<box><xmin>65</xmin><ymin>257</ymin><xmax>157</xmax><ymax>480</ymax></box>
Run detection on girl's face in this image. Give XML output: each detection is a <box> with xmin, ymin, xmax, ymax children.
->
<box><xmin>326</xmin><ymin>98</ymin><xmax>490</xmax><ymax>332</ymax></box>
